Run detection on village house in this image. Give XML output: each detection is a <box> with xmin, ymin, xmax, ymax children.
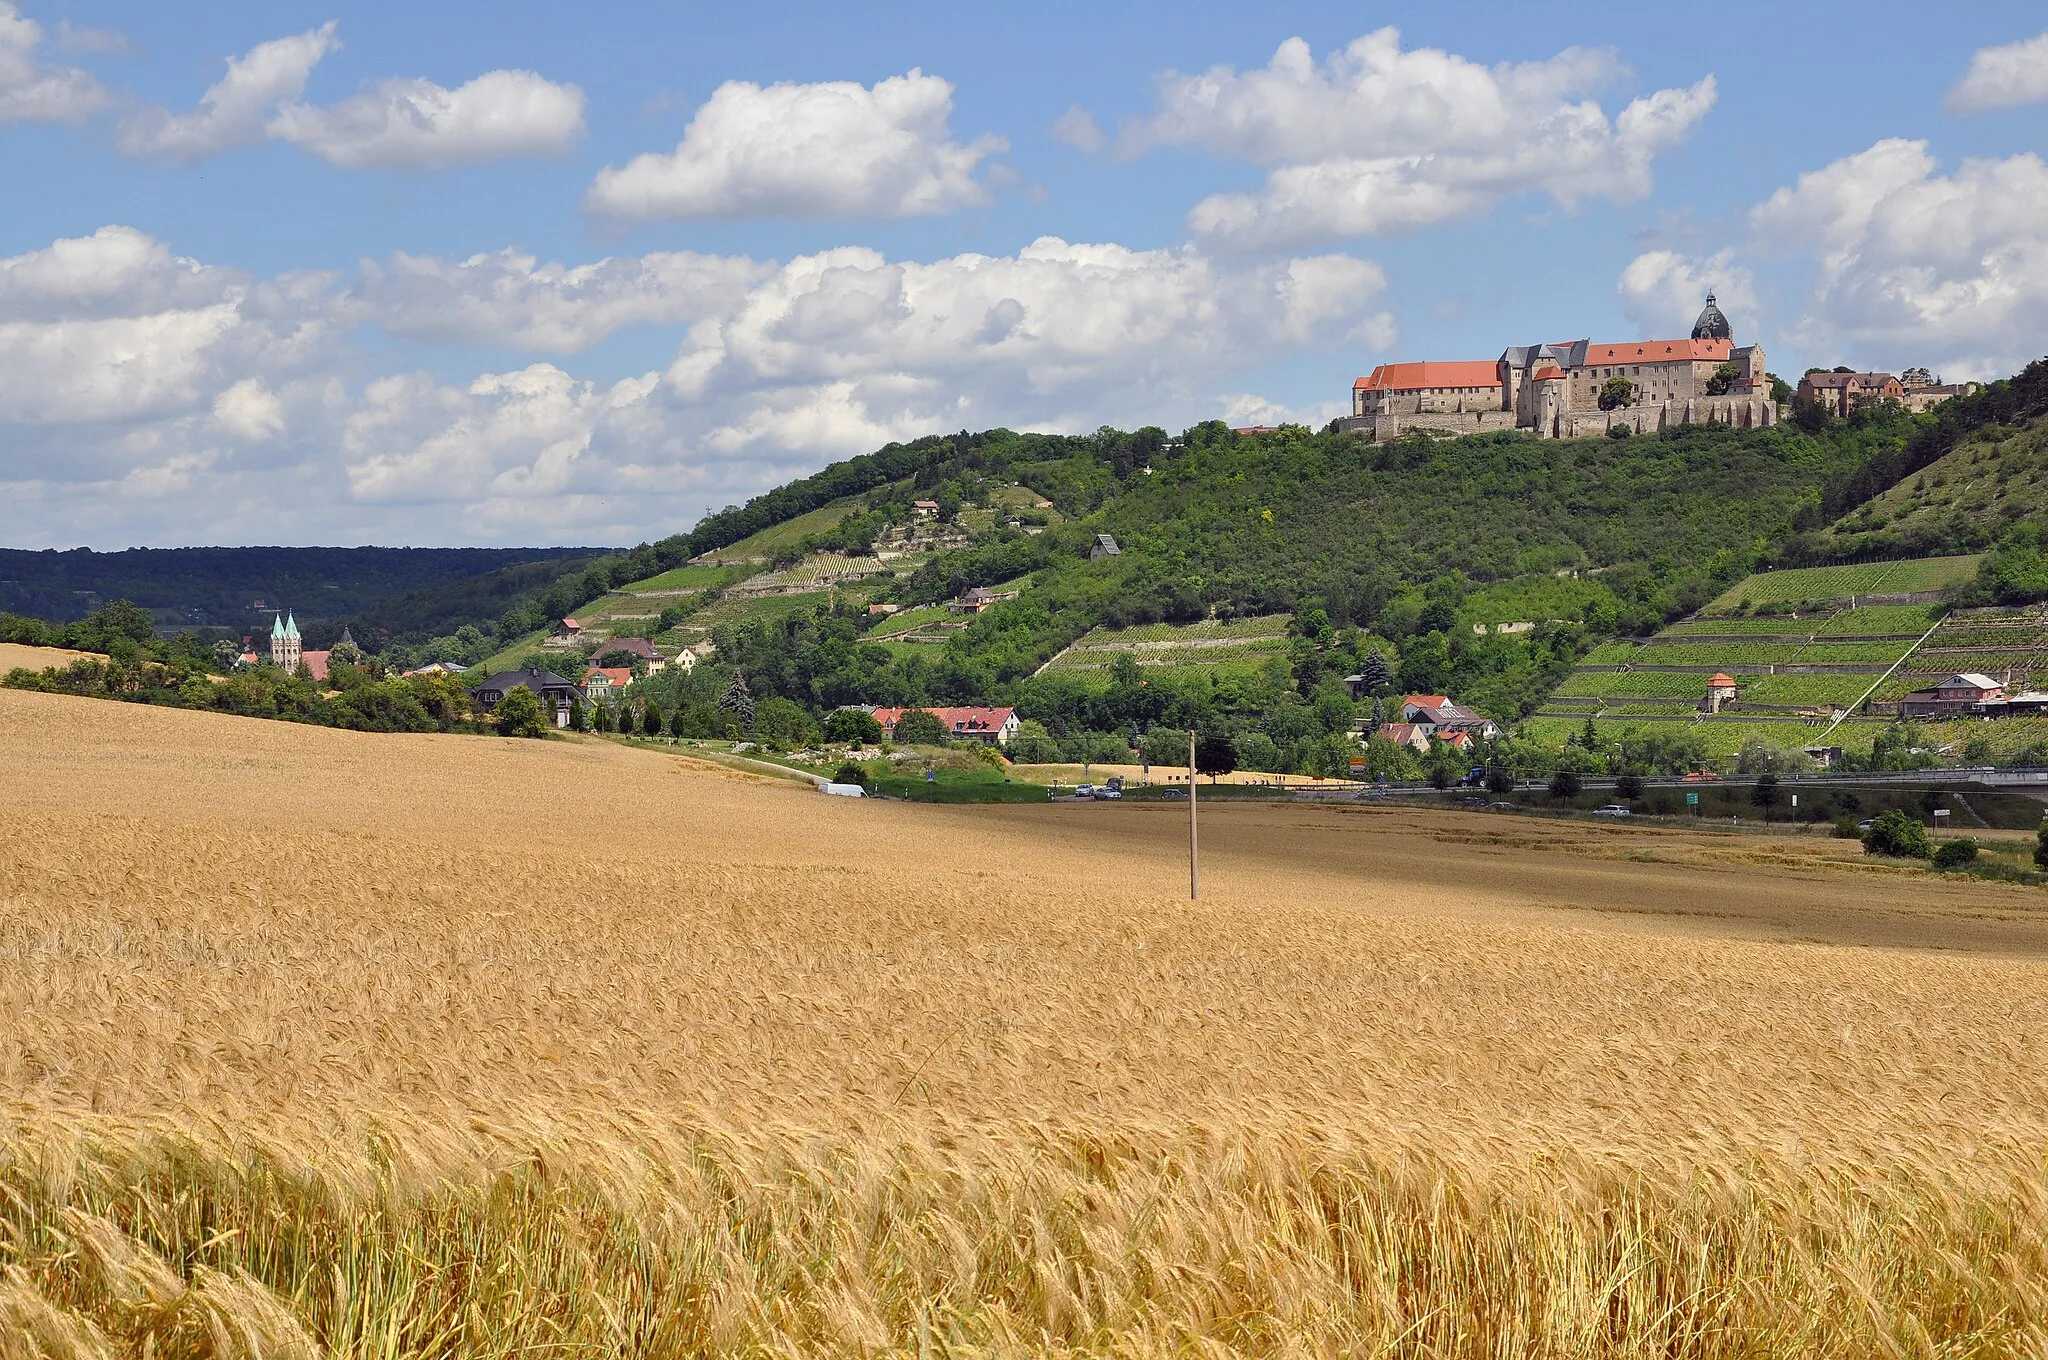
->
<box><xmin>402</xmin><ymin>660</ymin><xmax>468</xmax><ymax>677</ymax></box>
<box><xmin>471</xmin><ymin>668</ymin><xmax>583</xmax><ymax>727</ymax></box>
<box><xmin>870</xmin><ymin>705</ymin><xmax>1021</xmax><ymax>747</ymax></box>
<box><xmin>912</xmin><ymin>499</ymin><xmax>940</xmax><ymax>518</ymax></box>
<box><xmin>551</xmin><ymin>618</ymin><xmax>583</xmax><ymax>641</ymax></box>
<box><xmin>1089</xmin><ymin>534</ymin><xmax>1120</xmax><ymax>559</ymax></box>
<box><xmin>868</xmin><ymin>602</ymin><xmax>901</xmax><ymax>617</ymax></box>
<box><xmin>951</xmin><ymin>586</ymin><xmax>999</xmax><ymax>613</ymax></box>
<box><xmin>1397</xmin><ymin>695</ymin><xmax>1502</xmax><ymax>741</ymax></box>
<box><xmin>595</xmin><ymin>636</ymin><xmax>666</xmax><ymax>675</ymax></box>
<box><xmin>1897</xmin><ymin>672</ymin><xmax>2009</xmax><ymax>720</ymax></box>
<box><xmin>581</xmin><ymin>666</ymin><xmax>633</xmax><ymax>699</ymax></box>
<box><xmin>1375</xmin><ymin>722</ymin><xmax>1432</xmax><ymax>755</ymax></box>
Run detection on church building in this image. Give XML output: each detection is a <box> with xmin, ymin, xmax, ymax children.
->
<box><xmin>268</xmin><ymin>612</ymin><xmax>301</xmax><ymax>670</ymax></box>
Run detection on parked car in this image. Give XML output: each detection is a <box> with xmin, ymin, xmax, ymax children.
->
<box><xmin>1592</xmin><ymin>804</ymin><xmax>1633</xmax><ymax>817</ymax></box>
<box><xmin>1073</xmin><ymin>783</ymin><xmax>1096</xmax><ymax>798</ymax></box>
<box><xmin>1488</xmin><ymin>801</ymin><xmax>1521</xmax><ymax>812</ymax></box>
<box><xmin>1093</xmin><ymin>786</ymin><xmax>1122</xmax><ymax>800</ymax></box>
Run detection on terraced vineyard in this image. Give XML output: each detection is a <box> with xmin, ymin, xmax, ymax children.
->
<box><xmin>1529</xmin><ymin>556</ymin><xmax>1975</xmax><ymax>760</ymax></box>
<box><xmin>1038</xmin><ymin>615</ymin><xmax>1293</xmax><ymax>680</ymax></box>
<box><xmin>1702</xmin><ymin>556</ymin><xmax>1979</xmax><ymax>614</ymax></box>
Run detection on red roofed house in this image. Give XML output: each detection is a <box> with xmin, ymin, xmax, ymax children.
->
<box><xmin>870</xmin><ymin>705</ymin><xmax>1021</xmax><ymax>747</ymax></box>
<box><xmin>301</xmin><ymin>650</ymin><xmax>332</xmax><ymax>683</ymax></box>
<box><xmin>1375</xmin><ymin>722</ymin><xmax>1432</xmax><ymax>755</ymax></box>
<box><xmin>1353</xmin><ymin>361</ymin><xmax>1503</xmax><ymax>417</ymax></box>
<box><xmin>582</xmin><ymin>667</ymin><xmax>634</xmax><ymax>699</ymax></box>
<box><xmin>1701</xmin><ymin>672</ymin><xmax>1738</xmax><ymax>714</ymax></box>
<box><xmin>552</xmin><ymin>618</ymin><xmax>583</xmax><ymax>641</ymax></box>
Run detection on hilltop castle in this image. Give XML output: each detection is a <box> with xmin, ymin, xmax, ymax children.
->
<box><xmin>1348</xmin><ymin>295</ymin><xmax>1777</xmax><ymax>442</ymax></box>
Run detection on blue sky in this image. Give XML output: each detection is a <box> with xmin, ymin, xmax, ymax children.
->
<box><xmin>3</xmin><ymin>1</ymin><xmax>2046</xmax><ymax>548</ymax></box>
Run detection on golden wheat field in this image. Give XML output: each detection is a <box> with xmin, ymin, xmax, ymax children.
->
<box><xmin>6</xmin><ymin>688</ymin><xmax>2048</xmax><ymax>1357</ymax></box>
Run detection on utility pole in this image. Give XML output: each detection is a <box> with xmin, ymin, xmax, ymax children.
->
<box><xmin>1188</xmin><ymin>729</ymin><xmax>1199</xmax><ymax>900</ymax></box>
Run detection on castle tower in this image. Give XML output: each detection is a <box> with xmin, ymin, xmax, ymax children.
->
<box><xmin>269</xmin><ymin>611</ymin><xmax>302</xmax><ymax>670</ymax></box>
<box><xmin>1691</xmin><ymin>292</ymin><xmax>1732</xmax><ymax>342</ymax></box>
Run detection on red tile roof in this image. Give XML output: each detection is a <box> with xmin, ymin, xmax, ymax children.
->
<box><xmin>1708</xmin><ymin>673</ymin><xmax>1736</xmax><ymax>686</ymax></box>
<box><xmin>1532</xmin><ymin>365</ymin><xmax>1567</xmax><ymax>381</ymax></box>
<box><xmin>1402</xmin><ymin>695</ymin><xmax>1451</xmax><ymax>710</ymax></box>
<box><xmin>583</xmin><ymin>667</ymin><xmax>633</xmax><ymax>689</ymax></box>
<box><xmin>1354</xmin><ymin>361</ymin><xmax>1502</xmax><ymax>392</ymax></box>
<box><xmin>1584</xmin><ymin>339</ymin><xmax>1731</xmax><ymax>364</ymax></box>
<box><xmin>302</xmin><ymin>650</ymin><xmax>331</xmax><ymax>682</ymax></box>
<box><xmin>871</xmin><ymin>705</ymin><xmax>1017</xmax><ymax>735</ymax></box>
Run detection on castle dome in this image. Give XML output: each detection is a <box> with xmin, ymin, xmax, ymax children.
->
<box><xmin>1691</xmin><ymin>292</ymin><xmax>1732</xmax><ymax>342</ymax></box>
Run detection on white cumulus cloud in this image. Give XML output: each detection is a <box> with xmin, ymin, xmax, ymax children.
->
<box><xmin>1616</xmin><ymin>249</ymin><xmax>1757</xmax><ymax>338</ymax></box>
<box><xmin>1119</xmin><ymin>29</ymin><xmax>1714</xmax><ymax>248</ymax></box>
<box><xmin>3</xmin><ymin>227</ymin><xmax>1391</xmax><ymax>547</ymax></box>
<box><xmin>1749</xmin><ymin>139</ymin><xmax>2048</xmax><ymax>377</ymax></box>
<box><xmin>1945</xmin><ymin>30</ymin><xmax>2048</xmax><ymax>114</ymax></box>
<box><xmin>117</xmin><ymin>22</ymin><xmax>336</xmax><ymax>161</ymax></box>
<box><xmin>270</xmin><ymin>68</ymin><xmax>585</xmax><ymax>169</ymax></box>
<box><xmin>0</xmin><ymin>1</ymin><xmax>108</xmax><ymax>123</ymax></box>
<box><xmin>354</xmin><ymin>247</ymin><xmax>773</xmax><ymax>352</ymax></box>
<box><xmin>114</xmin><ymin>21</ymin><xmax>581</xmax><ymax>169</ymax></box>
<box><xmin>586</xmin><ymin>69</ymin><xmax>1005</xmax><ymax>220</ymax></box>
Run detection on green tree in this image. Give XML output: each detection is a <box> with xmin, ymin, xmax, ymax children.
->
<box><xmin>1750</xmin><ymin>773</ymin><xmax>1780</xmax><ymax>814</ymax></box>
<box><xmin>1548</xmin><ymin>768</ymin><xmax>1581</xmax><ymax>800</ymax></box>
<box><xmin>1597</xmin><ymin>376</ymin><xmax>1636</xmax><ymax>411</ymax></box>
<box><xmin>1006</xmin><ymin>720</ymin><xmax>1063</xmax><ymax>763</ymax></box>
<box><xmin>753</xmin><ymin>696</ymin><xmax>821</xmax><ymax>748</ymax></box>
<box><xmin>1357</xmin><ymin>648</ymin><xmax>1392</xmax><ymax>695</ymax></box>
<box><xmin>567</xmin><ymin>695</ymin><xmax>585</xmax><ymax>732</ymax></box>
<box><xmin>1614</xmin><ymin>772</ymin><xmax>1643</xmax><ymax>800</ymax></box>
<box><xmin>1485</xmin><ymin>763</ymin><xmax>1517</xmax><ymax>795</ymax></box>
<box><xmin>893</xmin><ymin>708</ymin><xmax>948</xmax><ymax>746</ymax></box>
<box><xmin>1140</xmin><ymin>727</ymin><xmax>1191</xmax><ymax>768</ymax></box>
<box><xmin>1194</xmin><ymin>731</ymin><xmax>1238</xmax><ymax>782</ymax></box>
<box><xmin>1705</xmin><ymin>362</ymin><xmax>1741</xmax><ymax>396</ymax></box>
<box><xmin>2036</xmin><ymin>824</ymin><xmax>2048</xmax><ymax>871</ymax></box>
<box><xmin>641</xmin><ymin>701</ymin><xmax>665</xmax><ymax>738</ymax></box>
<box><xmin>1862</xmin><ymin>809</ymin><xmax>1931</xmax><ymax>859</ymax></box>
<box><xmin>824</xmin><ymin>708</ymin><xmax>885</xmax><ymax>745</ymax></box>
<box><xmin>494</xmin><ymin>685</ymin><xmax>547</xmax><ymax>738</ymax></box>
<box><xmin>718</xmin><ymin>671</ymin><xmax>755</xmax><ymax>726</ymax></box>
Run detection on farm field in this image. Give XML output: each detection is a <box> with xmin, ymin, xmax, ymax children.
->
<box><xmin>1658</xmin><ymin>618</ymin><xmax>1820</xmax><ymax>638</ymax></box>
<box><xmin>1702</xmin><ymin>555</ymin><xmax>1980</xmax><ymax>614</ymax></box>
<box><xmin>1737</xmin><ymin>673</ymin><xmax>1884</xmax><ymax>707</ymax></box>
<box><xmin>1634</xmin><ymin>641</ymin><xmax>1808</xmax><ymax>665</ymax></box>
<box><xmin>9</xmin><ymin>690</ymin><xmax>2048</xmax><ymax>1353</ymax></box>
<box><xmin>0</xmin><ymin>642</ymin><xmax>102</xmax><ymax>673</ymax></box>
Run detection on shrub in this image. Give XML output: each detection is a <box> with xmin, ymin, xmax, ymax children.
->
<box><xmin>2037</xmin><ymin>824</ymin><xmax>2048</xmax><ymax>871</ymax></box>
<box><xmin>824</xmin><ymin>708</ymin><xmax>885</xmax><ymax>746</ymax></box>
<box><xmin>1933</xmin><ymin>838</ymin><xmax>1980</xmax><ymax>870</ymax></box>
<box><xmin>493</xmin><ymin>685</ymin><xmax>548</xmax><ymax>739</ymax></box>
<box><xmin>1833</xmin><ymin>817</ymin><xmax>1861</xmax><ymax>839</ymax></box>
<box><xmin>1862</xmin><ymin>809</ymin><xmax>1931</xmax><ymax>860</ymax></box>
<box><xmin>831</xmin><ymin>761</ymin><xmax>871</xmax><ymax>789</ymax></box>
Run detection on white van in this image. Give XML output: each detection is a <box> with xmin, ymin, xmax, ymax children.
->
<box><xmin>821</xmin><ymin>783</ymin><xmax>867</xmax><ymax>797</ymax></box>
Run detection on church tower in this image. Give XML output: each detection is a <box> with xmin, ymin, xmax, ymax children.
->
<box><xmin>269</xmin><ymin>612</ymin><xmax>302</xmax><ymax>670</ymax></box>
<box><xmin>1691</xmin><ymin>292</ymin><xmax>1732</xmax><ymax>342</ymax></box>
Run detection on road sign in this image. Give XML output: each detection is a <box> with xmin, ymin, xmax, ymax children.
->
<box><xmin>1933</xmin><ymin>808</ymin><xmax>1949</xmax><ymax>818</ymax></box>
<box><xmin>1685</xmin><ymin>792</ymin><xmax>1699</xmax><ymax>805</ymax></box>
<box><xmin>1349</xmin><ymin>756</ymin><xmax>1365</xmax><ymax>774</ymax></box>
